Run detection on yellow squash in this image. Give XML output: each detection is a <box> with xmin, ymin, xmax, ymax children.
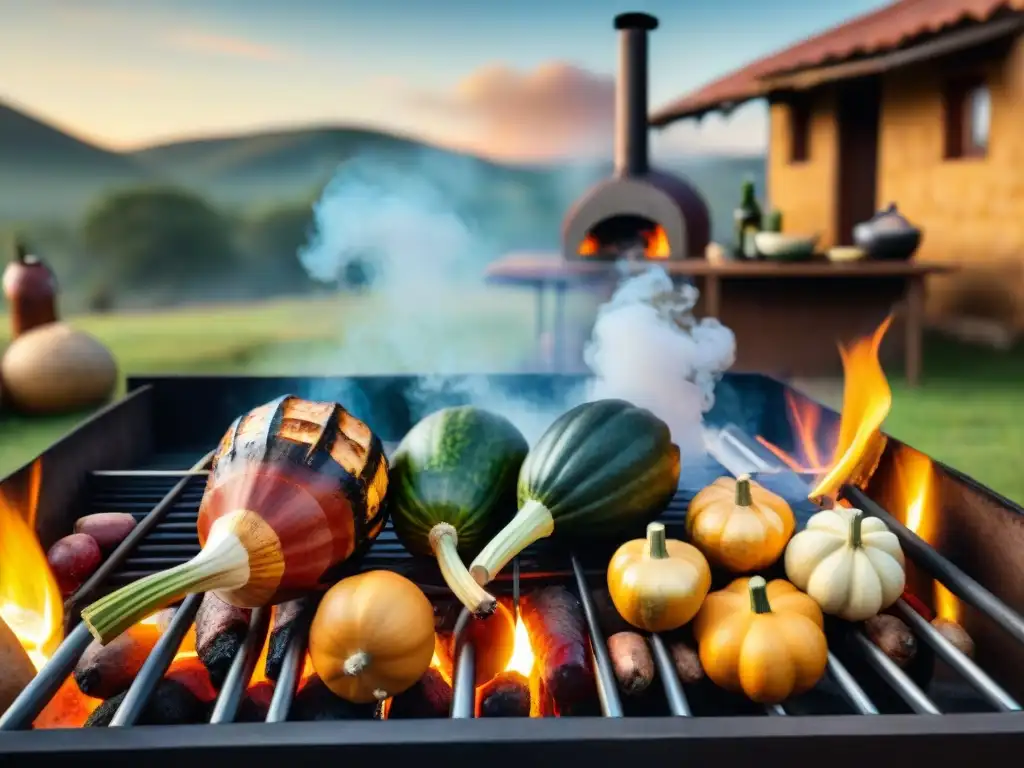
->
<box><xmin>687</xmin><ymin>474</ymin><xmax>795</xmax><ymax>573</ymax></box>
<box><xmin>693</xmin><ymin>576</ymin><xmax>827</xmax><ymax>704</ymax></box>
<box><xmin>607</xmin><ymin>522</ymin><xmax>711</xmax><ymax>633</ymax></box>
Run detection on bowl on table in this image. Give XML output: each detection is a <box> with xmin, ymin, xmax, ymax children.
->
<box><xmin>827</xmin><ymin>246</ymin><xmax>866</xmax><ymax>263</ymax></box>
<box><xmin>753</xmin><ymin>232</ymin><xmax>818</xmax><ymax>261</ymax></box>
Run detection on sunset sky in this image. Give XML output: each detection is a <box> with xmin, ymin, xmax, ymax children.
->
<box><xmin>0</xmin><ymin>0</ymin><xmax>889</xmax><ymax>162</ymax></box>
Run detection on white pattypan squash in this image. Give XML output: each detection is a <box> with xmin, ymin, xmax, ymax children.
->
<box><xmin>783</xmin><ymin>506</ymin><xmax>905</xmax><ymax>622</ymax></box>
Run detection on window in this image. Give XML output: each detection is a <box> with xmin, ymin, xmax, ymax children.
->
<box><xmin>944</xmin><ymin>77</ymin><xmax>990</xmax><ymax>159</ymax></box>
<box><xmin>789</xmin><ymin>96</ymin><xmax>811</xmax><ymax>163</ymax></box>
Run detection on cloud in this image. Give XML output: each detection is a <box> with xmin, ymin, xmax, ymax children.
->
<box><xmin>412</xmin><ymin>62</ymin><xmax>615</xmax><ymax>162</ymax></box>
<box><xmin>163</xmin><ymin>30</ymin><xmax>292</xmax><ymax>63</ymax></box>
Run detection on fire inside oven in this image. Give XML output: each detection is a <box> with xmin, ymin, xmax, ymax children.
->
<box><xmin>577</xmin><ymin>215</ymin><xmax>670</xmax><ymax>260</ymax></box>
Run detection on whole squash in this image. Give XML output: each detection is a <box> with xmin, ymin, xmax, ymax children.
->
<box><xmin>784</xmin><ymin>506</ymin><xmax>905</xmax><ymax>622</ymax></box>
<box><xmin>470</xmin><ymin>399</ymin><xmax>681</xmax><ymax>585</ymax></box>
<box><xmin>686</xmin><ymin>474</ymin><xmax>795</xmax><ymax>573</ymax></box>
<box><xmin>693</xmin><ymin>576</ymin><xmax>827</xmax><ymax>703</ymax></box>
<box><xmin>607</xmin><ymin>522</ymin><xmax>711</xmax><ymax>632</ymax></box>
<box><xmin>1</xmin><ymin>322</ymin><xmax>117</xmax><ymax>415</ymax></box>
<box><xmin>309</xmin><ymin>570</ymin><xmax>435</xmax><ymax>703</ymax></box>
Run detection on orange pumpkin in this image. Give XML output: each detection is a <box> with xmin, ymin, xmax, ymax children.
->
<box><xmin>309</xmin><ymin>570</ymin><xmax>435</xmax><ymax>703</ymax></box>
<box><xmin>693</xmin><ymin>576</ymin><xmax>827</xmax><ymax>704</ymax></box>
<box><xmin>687</xmin><ymin>474</ymin><xmax>795</xmax><ymax>573</ymax></box>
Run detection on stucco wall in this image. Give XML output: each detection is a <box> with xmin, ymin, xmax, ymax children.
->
<box><xmin>767</xmin><ymin>88</ymin><xmax>839</xmax><ymax>247</ymax></box>
<box><xmin>877</xmin><ymin>35</ymin><xmax>1024</xmax><ymax>330</ymax></box>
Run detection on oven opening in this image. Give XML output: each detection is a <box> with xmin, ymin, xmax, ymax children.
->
<box><xmin>577</xmin><ymin>215</ymin><xmax>670</xmax><ymax>260</ymax></box>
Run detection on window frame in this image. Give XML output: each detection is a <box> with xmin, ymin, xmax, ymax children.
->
<box><xmin>943</xmin><ymin>75</ymin><xmax>990</xmax><ymax>160</ymax></box>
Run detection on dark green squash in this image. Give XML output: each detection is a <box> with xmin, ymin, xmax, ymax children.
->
<box><xmin>469</xmin><ymin>399</ymin><xmax>680</xmax><ymax>585</ymax></box>
<box><xmin>390</xmin><ymin>406</ymin><xmax>528</xmax><ymax>617</ymax></box>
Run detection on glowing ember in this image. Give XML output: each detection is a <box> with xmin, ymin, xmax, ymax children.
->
<box><xmin>579</xmin><ymin>234</ymin><xmax>599</xmax><ymax>256</ymax></box>
<box><xmin>0</xmin><ymin>460</ymin><xmax>63</xmax><ymax>671</ymax></box>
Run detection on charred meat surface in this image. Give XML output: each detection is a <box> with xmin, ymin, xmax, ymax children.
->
<box><xmin>521</xmin><ymin>586</ymin><xmax>595</xmax><ymax>714</ymax></box>
<box><xmin>194</xmin><ymin>592</ymin><xmax>251</xmax><ymax>688</ymax></box>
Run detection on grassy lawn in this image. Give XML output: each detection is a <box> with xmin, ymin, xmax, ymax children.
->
<box><xmin>2</xmin><ymin>294</ymin><xmax>1023</xmax><ymax>503</ymax></box>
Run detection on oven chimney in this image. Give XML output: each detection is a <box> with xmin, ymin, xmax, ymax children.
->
<box><xmin>613</xmin><ymin>12</ymin><xmax>658</xmax><ymax>178</ymax></box>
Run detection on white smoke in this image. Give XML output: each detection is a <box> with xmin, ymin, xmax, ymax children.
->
<box><xmin>298</xmin><ymin>151</ymin><xmax>736</xmax><ymax>452</ymax></box>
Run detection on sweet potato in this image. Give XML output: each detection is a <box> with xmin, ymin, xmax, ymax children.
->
<box><xmin>388</xmin><ymin>668</ymin><xmax>452</xmax><ymax>719</ymax></box>
<box><xmin>74</xmin><ymin>620</ymin><xmax>163</xmax><ymax>698</ymax></box>
<box><xmin>1</xmin><ymin>613</ymin><xmax>36</xmax><ymax>716</ymax></box>
<box><xmin>74</xmin><ymin>513</ymin><xmax>137</xmax><ymax>553</ymax></box>
<box><xmin>477</xmin><ymin>670</ymin><xmax>530</xmax><ymax>717</ymax></box>
<box><xmin>46</xmin><ymin>533</ymin><xmax>102</xmax><ymax>596</ymax></box>
<box><xmin>668</xmin><ymin>641</ymin><xmax>704</xmax><ymax>684</ymax></box>
<box><xmin>607</xmin><ymin>632</ymin><xmax>654</xmax><ymax>696</ymax></box>
<box><xmin>194</xmin><ymin>592</ymin><xmax>251</xmax><ymax>688</ymax></box>
<box><xmin>521</xmin><ymin>586</ymin><xmax>595</xmax><ymax>715</ymax></box>
<box><xmin>932</xmin><ymin>617</ymin><xmax>975</xmax><ymax>659</ymax></box>
<box><xmin>864</xmin><ymin>614</ymin><xmax>917</xmax><ymax>668</ymax></box>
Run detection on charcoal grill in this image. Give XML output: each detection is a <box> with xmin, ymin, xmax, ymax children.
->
<box><xmin>1</xmin><ymin>373</ymin><xmax>1023</xmax><ymax>767</ymax></box>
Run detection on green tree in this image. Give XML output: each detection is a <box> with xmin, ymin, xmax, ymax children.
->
<box><xmin>81</xmin><ymin>187</ymin><xmax>237</xmax><ymax>295</ymax></box>
<box><xmin>237</xmin><ymin>204</ymin><xmax>315</xmax><ymax>293</ymax></box>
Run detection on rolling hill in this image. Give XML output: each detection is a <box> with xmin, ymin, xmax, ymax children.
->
<box><xmin>0</xmin><ymin>101</ymin><xmax>765</xmax><ymax>248</ymax></box>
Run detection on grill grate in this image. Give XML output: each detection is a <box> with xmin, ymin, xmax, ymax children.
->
<box><xmin>2</xmin><ymin>428</ymin><xmax>1023</xmax><ymax>733</ymax></box>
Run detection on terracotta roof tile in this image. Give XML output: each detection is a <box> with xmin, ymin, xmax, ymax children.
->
<box><xmin>651</xmin><ymin>0</ymin><xmax>1024</xmax><ymax>124</ymax></box>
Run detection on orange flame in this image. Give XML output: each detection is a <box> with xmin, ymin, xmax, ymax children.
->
<box><xmin>758</xmin><ymin>316</ymin><xmax>894</xmax><ymax>503</ymax></box>
<box><xmin>504</xmin><ymin>616</ymin><xmax>535</xmax><ymax>678</ymax></box>
<box><xmin>578</xmin><ymin>234</ymin><xmax>599</xmax><ymax>256</ymax></box>
<box><xmin>892</xmin><ymin>451</ymin><xmax>961</xmax><ymax>623</ymax></box>
<box><xmin>0</xmin><ymin>459</ymin><xmax>63</xmax><ymax>671</ymax></box>
<box><xmin>643</xmin><ymin>226</ymin><xmax>670</xmax><ymax>259</ymax></box>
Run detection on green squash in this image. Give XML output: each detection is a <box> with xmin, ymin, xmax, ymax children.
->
<box><xmin>470</xmin><ymin>399</ymin><xmax>681</xmax><ymax>585</ymax></box>
<box><xmin>390</xmin><ymin>405</ymin><xmax>528</xmax><ymax>617</ymax></box>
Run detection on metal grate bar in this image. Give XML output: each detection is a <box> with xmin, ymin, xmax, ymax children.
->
<box><xmin>110</xmin><ymin>594</ymin><xmax>203</xmax><ymax>726</ymax></box>
<box><xmin>648</xmin><ymin>634</ymin><xmax>691</xmax><ymax>716</ymax></box>
<box><xmin>209</xmin><ymin>608</ymin><xmax>271</xmax><ymax>724</ymax></box>
<box><xmin>265</xmin><ymin>612</ymin><xmax>310</xmax><ymax>723</ymax></box>
<box><xmin>91</xmin><ymin>470</ymin><xmax>211</xmax><ymax>478</ymax></box>
<box><xmin>571</xmin><ymin>554</ymin><xmax>624</xmax><ymax>717</ymax></box>
<box><xmin>894</xmin><ymin>599</ymin><xmax>1020</xmax><ymax>712</ymax></box>
<box><xmin>827</xmin><ymin>653</ymin><xmax>879</xmax><ymax>715</ymax></box>
<box><xmin>845</xmin><ymin>486</ymin><xmax>1024</xmax><ymax>649</ymax></box>
<box><xmin>68</xmin><ymin>451</ymin><xmax>215</xmax><ymax>615</ymax></box>
<box><xmin>450</xmin><ymin>609</ymin><xmax>477</xmax><ymax>719</ymax></box>
<box><xmin>852</xmin><ymin>631</ymin><xmax>941</xmax><ymax>714</ymax></box>
<box><xmin>0</xmin><ymin>622</ymin><xmax>94</xmax><ymax>730</ymax></box>
<box><xmin>765</xmin><ymin>704</ymin><xmax>788</xmax><ymax>716</ymax></box>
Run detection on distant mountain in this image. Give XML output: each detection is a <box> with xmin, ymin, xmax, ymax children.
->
<box><xmin>0</xmin><ymin>101</ymin><xmax>765</xmax><ymax>247</ymax></box>
<box><xmin>0</xmin><ymin>102</ymin><xmax>151</xmax><ymax>221</ymax></box>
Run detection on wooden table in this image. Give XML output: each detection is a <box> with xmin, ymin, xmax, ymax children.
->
<box><xmin>485</xmin><ymin>254</ymin><xmax>955</xmax><ymax>386</ymax></box>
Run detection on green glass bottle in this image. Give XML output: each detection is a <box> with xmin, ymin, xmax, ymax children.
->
<box><xmin>734</xmin><ymin>180</ymin><xmax>763</xmax><ymax>259</ymax></box>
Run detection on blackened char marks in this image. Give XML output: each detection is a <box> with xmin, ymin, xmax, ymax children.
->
<box><xmin>194</xmin><ymin>592</ymin><xmax>251</xmax><ymax>689</ymax></box>
<box><xmin>521</xmin><ymin>586</ymin><xmax>595</xmax><ymax>715</ymax></box>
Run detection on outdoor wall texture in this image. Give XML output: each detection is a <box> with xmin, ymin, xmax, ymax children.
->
<box><xmin>768</xmin><ymin>34</ymin><xmax>1024</xmax><ymax>332</ymax></box>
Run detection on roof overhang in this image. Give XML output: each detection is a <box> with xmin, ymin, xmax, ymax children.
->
<box><xmin>650</xmin><ymin>13</ymin><xmax>1024</xmax><ymax>127</ymax></box>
